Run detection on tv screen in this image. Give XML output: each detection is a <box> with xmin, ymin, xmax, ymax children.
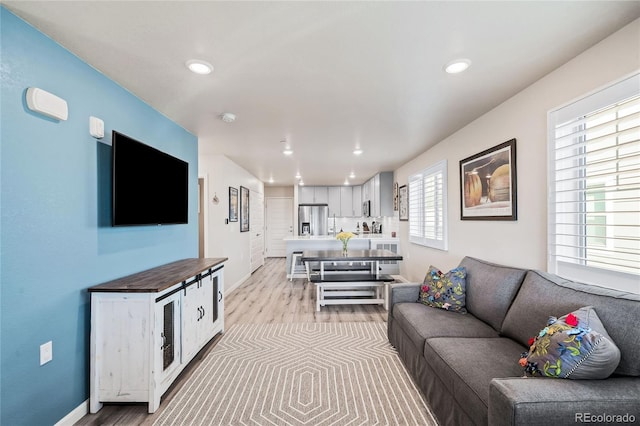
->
<box><xmin>112</xmin><ymin>131</ymin><xmax>188</xmax><ymax>226</ymax></box>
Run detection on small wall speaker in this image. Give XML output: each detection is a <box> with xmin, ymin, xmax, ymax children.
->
<box><xmin>26</xmin><ymin>87</ymin><xmax>68</xmax><ymax>121</ymax></box>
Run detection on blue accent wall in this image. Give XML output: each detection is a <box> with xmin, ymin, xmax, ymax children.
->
<box><xmin>0</xmin><ymin>8</ymin><xmax>198</xmax><ymax>425</ymax></box>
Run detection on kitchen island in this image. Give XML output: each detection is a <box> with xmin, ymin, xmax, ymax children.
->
<box><xmin>285</xmin><ymin>235</ymin><xmax>400</xmax><ymax>278</ymax></box>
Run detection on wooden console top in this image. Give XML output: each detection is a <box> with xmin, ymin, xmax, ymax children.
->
<box><xmin>88</xmin><ymin>258</ymin><xmax>227</xmax><ymax>293</ymax></box>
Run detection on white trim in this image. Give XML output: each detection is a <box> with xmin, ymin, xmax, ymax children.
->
<box><xmin>54</xmin><ymin>399</ymin><xmax>88</xmax><ymax>426</ymax></box>
<box><xmin>198</xmin><ymin>174</ymin><xmax>209</xmax><ymax>258</ymax></box>
<box><xmin>226</xmin><ymin>272</ymin><xmax>251</xmax><ymax>295</ymax></box>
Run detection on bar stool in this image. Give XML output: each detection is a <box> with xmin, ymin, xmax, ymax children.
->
<box><xmin>289</xmin><ymin>252</ymin><xmax>308</xmax><ymax>282</ymax></box>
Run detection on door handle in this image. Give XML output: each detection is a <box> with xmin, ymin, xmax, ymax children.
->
<box><xmin>218</xmin><ymin>291</ymin><xmax>223</xmax><ymax>302</ymax></box>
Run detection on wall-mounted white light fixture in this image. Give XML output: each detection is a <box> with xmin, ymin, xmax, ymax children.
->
<box><xmin>26</xmin><ymin>87</ymin><xmax>68</xmax><ymax>121</ymax></box>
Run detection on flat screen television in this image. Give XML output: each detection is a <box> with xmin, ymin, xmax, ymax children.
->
<box><xmin>112</xmin><ymin>130</ymin><xmax>188</xmax><ymax>226</ymax></box>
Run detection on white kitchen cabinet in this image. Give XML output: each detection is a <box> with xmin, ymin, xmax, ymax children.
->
<box><xmin>299</xmin><ymin>186</ymin><xmax>315</xmax><ymax>204</ymax></box>
<box><xmin>314</xmin><ymin>186</ymin><xmax>329</xmax><ymax>204</ymax></box>
<box><xmin>363</xmin><ymin>172</ymin><xmax>394</xmax><ymax>217</ymax></box>
<box><xmin>340</xmin><ymin>186</ymin><xmax>353</xmax><ymax>216</ymax></box>
<box><xmin>352</xmin><ymin>186</ymin><xmax>362</xmax><ymax>217</ymax></box>
<box><xmin>89</xmin><ymin>258</ymin><xmax>226</xmax><ymax>414</ymax></box>
<box><xmin>328</xmin><ymin>187</ymin><xmax>341</xmax><ymax>217</ymax></box>
<box><xmin>299</xmin><ymin>186</ymin><xmax>329</xmax><ymax>204</ymax></box>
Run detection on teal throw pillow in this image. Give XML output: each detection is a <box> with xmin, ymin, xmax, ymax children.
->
<box><xmin>520</xmin><ymin>306</ymin><xmax>620</xmax><ymax>379</ymax></box>
<box><xmin>418</xmin><ymin>265</ymin><xmax>467</xmax><ymax>313</ymax></box>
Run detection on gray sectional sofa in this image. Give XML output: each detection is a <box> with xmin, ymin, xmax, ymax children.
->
<box><xmin>388</xmin><ymin>257</ymin><xmax>640</xmax><ymax>426</ymax></box>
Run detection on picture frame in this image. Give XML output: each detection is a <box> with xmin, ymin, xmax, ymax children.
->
<box><xmin>399</xmin><ymin>184</ymin><xmax>408</xmax><ymax>221</ymax></box>
<box><xmin>393</xmin><ymin>181</ymin><xmax>399</xmax><ymax>211</ymax></box>
<box><xmin>240</xmin><ymin>186</ymin><xmax>250</xmax><ymax>232</ymax></box>
<box><xmin>460</xmin><ymin>139</ymin><xmax>517</xmax><ymax>221</ymax></box>
<box><xmin>228</xmin><ymin>187</ymin><xmax>238</xmax><ymax>222</ymax></box>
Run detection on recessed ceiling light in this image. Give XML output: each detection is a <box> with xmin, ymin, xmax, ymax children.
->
<box><xmin>444</xmin><ymin>59</ymin><xmax>471</xmax><ymax>74</ymax></box>
<box><xmin>353</xmin><ymin>148</ymin><xmax>363</xmax><ymax>156</ymax></box>
<box><xmin>220</xmin><ymin>112</ymin><xmax>236</xmax><ymax>123</ymax></box>
<box><xmin>344</xmin><ymin>179</ymin><xmax>349</xmax><ymax>185</ymax></box>
<box><xmin>295</xmin><ymin>173</ymin><xmax>302</xmax><ymax>179</ymax></box>
<box><xmin>299</xmin><ymin>180</ymin><xmax>305</xmax><ymax>186</ymax></box>
<box><xmin>283</xmin><ymin>148</ymin><xmax>293</xmax><ymax>156</ymax></box>
<box><xmin>349</xmin><ymin>172</ymin><xmax>356</xmax><ymax>179</ymax></box>
<box><xmin>268</xmin><ymin>177</ymin><xmax>274</xmax><ymax>183</ymax></box>
<box><xmin>186</xmin><ymin>59</ymin><xmax>213</xmax><ymax>75</ymax></box>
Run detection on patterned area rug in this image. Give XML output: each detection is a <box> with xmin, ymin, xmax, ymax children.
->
<box><xmin>153</xmin><ymin>322</ymin><xmax>437</xmax><ymax>426</ymax></box>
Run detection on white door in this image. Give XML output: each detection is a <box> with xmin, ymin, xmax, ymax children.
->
<box><xmin>266</xmin><ymin>197</ymin><xmax>293</xmax><ymax>257</ymax></box>
<box><xmin>250</xmin><ymin>190</ymin><xmax>265</xmax><ymax>273</ymax></box>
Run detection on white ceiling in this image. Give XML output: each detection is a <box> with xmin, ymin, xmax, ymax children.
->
<box><xmin>4</xmin><ymin>1</ymin><xmax>640</xmax><ymax>186</ymax></box>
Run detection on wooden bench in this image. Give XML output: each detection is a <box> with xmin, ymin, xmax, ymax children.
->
<box><xmin>310</xmin><ymin>273</ymin><xmax>395</xmax><ymax>311</ymax></box>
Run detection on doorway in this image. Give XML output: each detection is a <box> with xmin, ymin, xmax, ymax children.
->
<box><xmin>265</xmin><ymin>197</ymin><xmax>293</xmax><ymax>257</ymax></box>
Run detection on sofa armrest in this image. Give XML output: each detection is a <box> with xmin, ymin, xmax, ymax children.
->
<box><xmin>489</xmin><ymin>377</ymin><xmax>640</xmax><ymax>426</ymax></box>
<box><xmin>389</xmin><ymin>283</ymin><xmax>421</xmax><ymax>309</ymax></box>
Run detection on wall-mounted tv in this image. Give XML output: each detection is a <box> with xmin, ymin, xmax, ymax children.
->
<box><xmin>112</xmin><ymin>130</ymin><xmax>188</xmax><ymax>226</ymax></box>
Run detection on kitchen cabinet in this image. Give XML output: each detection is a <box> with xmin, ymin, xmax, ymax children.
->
<box><xmin>364</xmin><ymin>172</ymin><xmax>394</xmax><ymax>217</ymax></box>
<box><xmin>89</xmin><ymin>258</ymin><xmax>226</xmax><ymax>414</ymax></box>
<box><xmin>352</xmin><ymin>186</ymin><xmax>362</xmax><ymax>217</ymax></box>
<box><xmin>328</xmin><ymin>187</ymin><xmax>341</xmax><ymax>217</ymax></box>
<box><xmin>299</xmin><ymin>186</ymin><xmax>328</xmax><ymax>204</ymax></box>
<box><xmin>340</xmin><ymin>186</ymin><xmax>353</xmax><ymax>216</ymax></box>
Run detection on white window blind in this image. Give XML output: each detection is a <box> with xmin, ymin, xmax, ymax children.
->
<box><xmin>409</xmin><ymin>160</ymin><xmax>447</xmax><ymax>250</ymax></box>
<box><xmin>548</xmin><ymin>73</ymin><xmax>640</xmax><ymax>292</ymax></box>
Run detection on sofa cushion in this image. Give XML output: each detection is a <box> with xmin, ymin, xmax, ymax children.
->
<box><xmin>502</xmin><ymin>271</ymin><xmax>640</xmax><ymax>377</ymax></box>
<box><xmin>424</xmin><ymin>337</ymin><xmax>525</xmax><ymax>422</ymax></box>
<box><xmin>418</xmin><ymin>265</ymin><xmax>467</xmax><ymax>312</ymax></box>
<box><xmin>459</xmin><ymin>257</ymin><xmax>527</xmax><ymax>332</ymax></box>
<box><xmin>392</xmin><ymin>303</ymin><xmax>498</xmax><ymax>352</ymax></box>
<box><xmin>523</xmin><ymin>306</ymin><xmax>620</xmax><ymax>379</ymax></box>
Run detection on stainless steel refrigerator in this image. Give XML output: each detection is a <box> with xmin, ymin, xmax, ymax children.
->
<box><xmin>298</xmin><ymin>204</ymin><xmax>328</xmax><ymax>236</ymax></box>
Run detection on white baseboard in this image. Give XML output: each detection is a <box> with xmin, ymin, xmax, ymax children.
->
<box><xmin>226</xmin><ymin>272</ymin><xmax>251</xmax><ymax>295</ymax></box>
<box><xmin>55</xmin><ymin>399</ymin><xmax>88</xmax><ymax>426</ymax></box>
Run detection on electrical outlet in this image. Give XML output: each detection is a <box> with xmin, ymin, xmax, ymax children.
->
<box><xmin>40</xmin><ymin>341</ymin><xmax>53</xmax><ymax>365</ymax></box>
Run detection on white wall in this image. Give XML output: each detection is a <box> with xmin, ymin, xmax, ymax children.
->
<box><xmin>395</xmin><ymin>19</ymin><xmax>640</xmax><ymax>282</ymax></box>
<box><xmin>265</xmin><ymin>186</ymin><xmax>294</xmax><ymax>197</ymax></box>
<box><xmin>199</xmin><ymin>154</ymin><xmax>264</xmax><ymax>292</ymax></box>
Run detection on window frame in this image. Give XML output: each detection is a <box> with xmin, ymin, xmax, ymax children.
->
<box><xmin>547</xmin><ymin>72</ymin><xmax>640</xmax><ymax>293</ymax></box>
<box><xmin>408</xmin><ymin>160</ymin><xmax>448</xmax><ymax>251</ymax></box>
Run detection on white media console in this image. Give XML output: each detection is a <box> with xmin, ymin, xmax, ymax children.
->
<box><xmin>88</xmin><ymin>258</ymin><xmax>227</xmax><ymax>413</ymax></box>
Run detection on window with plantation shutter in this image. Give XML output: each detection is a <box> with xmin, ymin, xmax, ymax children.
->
<box><xmin>409</xmin><ymin>160</ymin><xmax>447</xmax><ymax>250</ymax></box>
<box><xmin>548</xmin><ymin>73</ymin><xmax>640</xmax><ymax>293</ymax></box>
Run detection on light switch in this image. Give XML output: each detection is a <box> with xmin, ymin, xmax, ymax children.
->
<box><xmin>40</xmin><ymin>341</ymin><xmax>53</xmax><ymax>365</ymax></box>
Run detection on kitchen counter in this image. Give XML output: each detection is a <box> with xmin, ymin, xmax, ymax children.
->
<box><xmin>285</xmin><ymin>235</ymin><xmax>399</xmax><ymax>278</ymax></box>
<box><xmin>285</xmin><ymin>234</ymin><xmax>397</xmax><ymax>240</ymax></box>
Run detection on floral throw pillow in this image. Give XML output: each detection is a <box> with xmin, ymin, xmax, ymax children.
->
<box><xmin>519</xmin><ymin>306</ymin><xmax>620</xmax><ymax>379</ymax></box>
<box><xmin>418</xmin><ymin>265</ymin><xmax>467</xmax><ymax>313</ymax></box>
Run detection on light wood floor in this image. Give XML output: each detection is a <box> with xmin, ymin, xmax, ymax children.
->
<box><xmin>75</xmin><ymin>258</ymin><xmax>388</xmax><ymax>425</ymax></box>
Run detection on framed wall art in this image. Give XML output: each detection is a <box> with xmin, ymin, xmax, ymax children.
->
<box><xmin>399</xmin><ymin>184</ymin><xmax>408</xmax><ymax>221</ymax></box>
<box><xmin>228</xmin><ymin>187</ymin><xmax>238</xmax><ymax>222</ymax></box>
<box><xmin>240</xmin><ymin>186</ymin><xmax>250</xmax><ymax>232</ymax></box>
<box><xmin>460</xmin><ymin>139</ymin><xmax>517</xmax><ymax>221</ymax></box>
